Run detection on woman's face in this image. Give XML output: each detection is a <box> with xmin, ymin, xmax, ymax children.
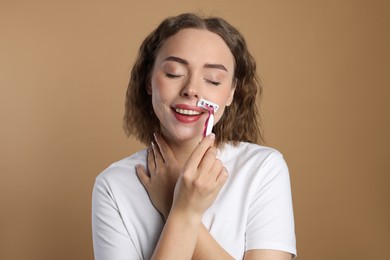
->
<box><xmin>150</xmin><ymin>28</ymin><xmax>235</xmax><ymax>143</ymax></box>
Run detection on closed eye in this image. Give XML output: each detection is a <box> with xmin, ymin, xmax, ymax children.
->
<box><xmin>165</xmin><ymin>73</ymin><xmax>181</xmax><ymax>78</ymax></box>
<box><xmin>205</xmin><ymin>79</ymin><xmax>221</xmax><ymax>86</ymax></box>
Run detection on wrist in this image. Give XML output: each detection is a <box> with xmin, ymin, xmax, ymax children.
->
<box><xmin>162</xmin><ymin>208</ymin><xmax>170</xmax><ymax>222</ymax></box>
<box><xmin>168</xmin><ymin>207</ymin><xmax>203</xmax><ymax>226</ymax></box>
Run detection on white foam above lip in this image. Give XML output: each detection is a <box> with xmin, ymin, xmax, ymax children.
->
<box><xmin>197</xmin><ymin>99</ymin><xmax>219</xmax><ymax>112</ymax></box>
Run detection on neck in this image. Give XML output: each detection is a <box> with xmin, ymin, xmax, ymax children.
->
<box><xmin>163</xmin><ymin>134</ymin><xmax>203</xmax><ymax>168</ymax></box>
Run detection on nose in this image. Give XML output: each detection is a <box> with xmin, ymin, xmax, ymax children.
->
<box><xmin>180</xmin><ymin>76</ymin><xmax>199</xmax><ymax>99</ymax></box>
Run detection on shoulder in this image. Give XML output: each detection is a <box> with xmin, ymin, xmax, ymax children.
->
<box><xmin>94</xmin><ymin>149</ymin><xmax>147</xmax><ymax>190</ymax></box>
<box><xmin>220</xmin><ymin>142</ymin><xmax>286</xmax><ymax>169</ymax></box>
<box><xmin>218</xmin><ymin>142</ymin><xmax>290</xmax><ymax>192</ymax></box>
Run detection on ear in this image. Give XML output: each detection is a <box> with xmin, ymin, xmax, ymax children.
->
<box><xmin>146</xmin><ymin>83</ymin><xmax>152</xmax><ymax>95</ymax></box>
<box><xmin>225</xmin><ymin>81</ymin><xmax>236</xmax><ymax>106</ymax></box>
<box><xmin>145</xmin><ymin>73</ymin><xmax>153</xmax><ymax>95</ymax></box>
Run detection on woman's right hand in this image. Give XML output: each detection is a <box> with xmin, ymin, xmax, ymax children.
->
<box><xmin>171</xmin><ymin>133</ymin><xmax>229</xmax><ymax>219</ymax></box>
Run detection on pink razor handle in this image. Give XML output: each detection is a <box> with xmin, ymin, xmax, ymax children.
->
<box><xmin>197</xmin><ymin>99</ymin><xmax>219</xmax><ymax>137</ymax></box>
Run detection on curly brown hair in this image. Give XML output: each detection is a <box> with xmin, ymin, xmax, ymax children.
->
<box><xmin>124</xmin><ymin>13</ymin><xmax>263</xmax><ymax>147</ymax></box>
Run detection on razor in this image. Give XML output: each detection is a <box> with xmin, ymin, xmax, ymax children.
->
<box><xmin>197</xmin><ymin>99</ymin><xmax>219</xmax><ymax>137</ymax></box>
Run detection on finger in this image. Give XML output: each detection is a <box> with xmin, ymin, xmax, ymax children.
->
<box><xmin>216</xmin><ymin>167</ymin><xmax>229</xmax><ymax>186</ymax></box>
<box><xmin>185</xmin><ymin>133</ymin><xmax>216</xmax><ymax>171</ymax></box>
<box><xmin>151</xmin><ymin>141</ymin><xmax>164</xmax><ymax>168</ymax></box>
<box><xmin>197</xmin><ymin>147</ymin><xmax>218</xmax><ymax>175</ymax></box>
<box><xmin>135</xmin><ymin>165</ymin><xmax>150</xmax><ymax>188</ymax></box>
<box><xmin>147</xmin><ymin>147</ymin><xmax>156</xmax><ymax>174</ymax></box>
<box><xmin>211</xmin><ymin>158</ymin><xmax>223</xmax><ymax>178</ymax></box>
<box><xmin>211</xmin><ymin>167</ymin><xmax>228</xmax><ymax>193</ymax></box>
<box><xmin>153</xmin><ymin>133</ymin><xmax>176</xmax><ymax>164</ymax></box>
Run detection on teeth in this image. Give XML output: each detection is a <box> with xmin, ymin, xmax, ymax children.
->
<box><xmin>175</xmin><ymin>108</ymin><xmax>202</xmax><ymax>115</ymax></box>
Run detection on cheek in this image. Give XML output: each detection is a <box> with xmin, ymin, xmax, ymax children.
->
<box><xmin>150</xmin><ymin>76</ymin><xmax>173</xmax><ymax>117</ymax></box>
<box><xmin>210</xmin><ymin>87</ymin><xmax>235</xmax><ymax>123</ymax></box>
<box><xmin>212</xmin><ymin>87</ymin><xmax>234</xmax><ymax>107</ymax></box>
<box><xmin>151</xmin><ymin>76</ymin><xmax>166</xmax><ymax>102</ymax></box>
<box><xmin>213</xmin><ymin>107</ymin><xmax>226</xmax><ymax>124</ymax></box>
<box><xmin>151</xmin><ymin>88</ymin><xmax>166</xmax><ymax>114</ymax></box>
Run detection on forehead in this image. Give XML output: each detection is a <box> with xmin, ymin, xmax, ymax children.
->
<box><xmin>156</xmin><ymin>28</ymin><xmax>235</xmax><ymax>70</ymax></box>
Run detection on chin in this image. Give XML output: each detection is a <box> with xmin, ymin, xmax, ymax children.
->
<box><xmin>164</xmin><ymin>128</ymin><xmax>202</xmax><ymax>142</ymax></box>
<box><xmin>177</xmin><ymin>131</ymin><xmax>202</xmax><ymax>141</ymax></box>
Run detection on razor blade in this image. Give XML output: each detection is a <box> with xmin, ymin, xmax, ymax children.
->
<box><xmin>197</xmin><ymin>99</ymin><xmax>219</xmax><ymax>137</ymax></box>
<box><xmin>197</xmin><ymin>99</ymin><xmax>219</xmax><ymax>113</ymax></box>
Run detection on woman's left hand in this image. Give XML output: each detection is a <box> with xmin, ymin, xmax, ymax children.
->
<box><xmin>136</xmin><ymin>133</ymin><xmax>181</xmax><ymax>220</ymax></box>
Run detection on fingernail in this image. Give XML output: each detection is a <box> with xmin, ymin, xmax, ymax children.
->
<box><xmin>208</xmin><ymin>133</ymin><xmax>215</xmax><ymax>139</ymax></box>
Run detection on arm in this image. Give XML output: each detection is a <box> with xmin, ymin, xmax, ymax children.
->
<box><xmin>136</xmin><ymin>133</ymin><xmax>231</xmax><ymax>259</ymax></box>
<box><xmin>192</xmin><ymin>224</ymin><xmax>234</xmax><ymax>259</ymax></box>
<box><xmin>190</xmin><ymin>151</ymin><xmax>296</xmax><ymax>260</ymax></box>
<box><xmin>244</xmin><ymin>250</ymin><xmax>292</xmax><ymax>260</ymax></box>
<box><xmin>137</xmin><ymin>136</ymin><xmax>296</xmax><ymax>259</ymax></box>
<box><xmin>244</xmin><ymin>152</ymin><xmax>296</xmax><ymax>259</ymax></box>
<box><xmin>92</xmin><ymin>176</ymin><xmax>139</xmax><ymax>260</ymax></box>
<box><xmin>151</xmin><ymin>207</ymin><xmax>201</xmax><ymax>259</ymax></box>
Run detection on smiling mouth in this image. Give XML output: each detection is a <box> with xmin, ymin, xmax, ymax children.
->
<box><xmin>174</xmin><ymin>108</ymin><xmax>203</xmax><ymax>116</ymax></box>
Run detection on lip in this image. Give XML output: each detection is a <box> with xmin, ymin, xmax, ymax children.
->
<box><xmin>174</xmin><ymin>103</ymin><xmax>205</xmax><ymax>112</ymax></box>
<box><xmin>171</xmin><ymin>104</ymin><xmax>205</xmax><ymax>123</ymax></box>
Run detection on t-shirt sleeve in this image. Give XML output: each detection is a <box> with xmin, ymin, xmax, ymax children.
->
<box><xmin>92</xmin><ymin>176</ymin><xmax>140</xmax><ymax>260</ymax></box>
<box><xmin>245</xmin><ymin>152</ymin><xmax>297</xmax><ymax>257</ymax></box>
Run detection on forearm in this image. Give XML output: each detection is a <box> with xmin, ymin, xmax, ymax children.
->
<box><xmin>152</xmin><ymin>212</ymin><xmax>233</xmax><ymax>260</ymax></box>
<box><xmin>151</xmin><ymin>209</ymin><xmax>201</xmax><ymax>260</ymax></box>
<box><xmin>192</xmin><ymin>224</ymin><xmax>234</xmax><ymax>260</ymax></box>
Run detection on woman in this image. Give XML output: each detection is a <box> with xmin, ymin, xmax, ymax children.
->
<box><xmin>92</xmin><ymin>13</ymin><xmax>296</xmax><ymax>259</ymax></box>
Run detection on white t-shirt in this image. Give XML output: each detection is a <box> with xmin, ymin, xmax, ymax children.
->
<box><xmin>92</xmin><ymin>142</ymin><xmax>296</xmax><ymax>259</ymax></box>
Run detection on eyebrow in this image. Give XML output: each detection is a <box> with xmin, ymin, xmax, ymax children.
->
<box><xmin>163</xmin><ymin>56</ymin><xmax>228</xmax><ymax>72</ymax></box>
<box><xmin>163</xmin><ymin>56</ymin><xmax>189</xmax><ymax>65</ymax></box>
<box><xmin>204</xmin><ymin>63</ymin><xmax>228</xmax><ymax>72</ymax></box>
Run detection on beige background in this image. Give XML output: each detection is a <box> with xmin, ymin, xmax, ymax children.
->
<box><xmin>1</xmin><ymin>1</ymin><xmax>389</xmax><ymax>259</ymax></box>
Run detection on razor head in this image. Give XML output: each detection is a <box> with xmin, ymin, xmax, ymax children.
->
<box><xmin>197</xmin><ymin>99</ymin><xmax>219</xmax><ymax>113</ymax></box>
